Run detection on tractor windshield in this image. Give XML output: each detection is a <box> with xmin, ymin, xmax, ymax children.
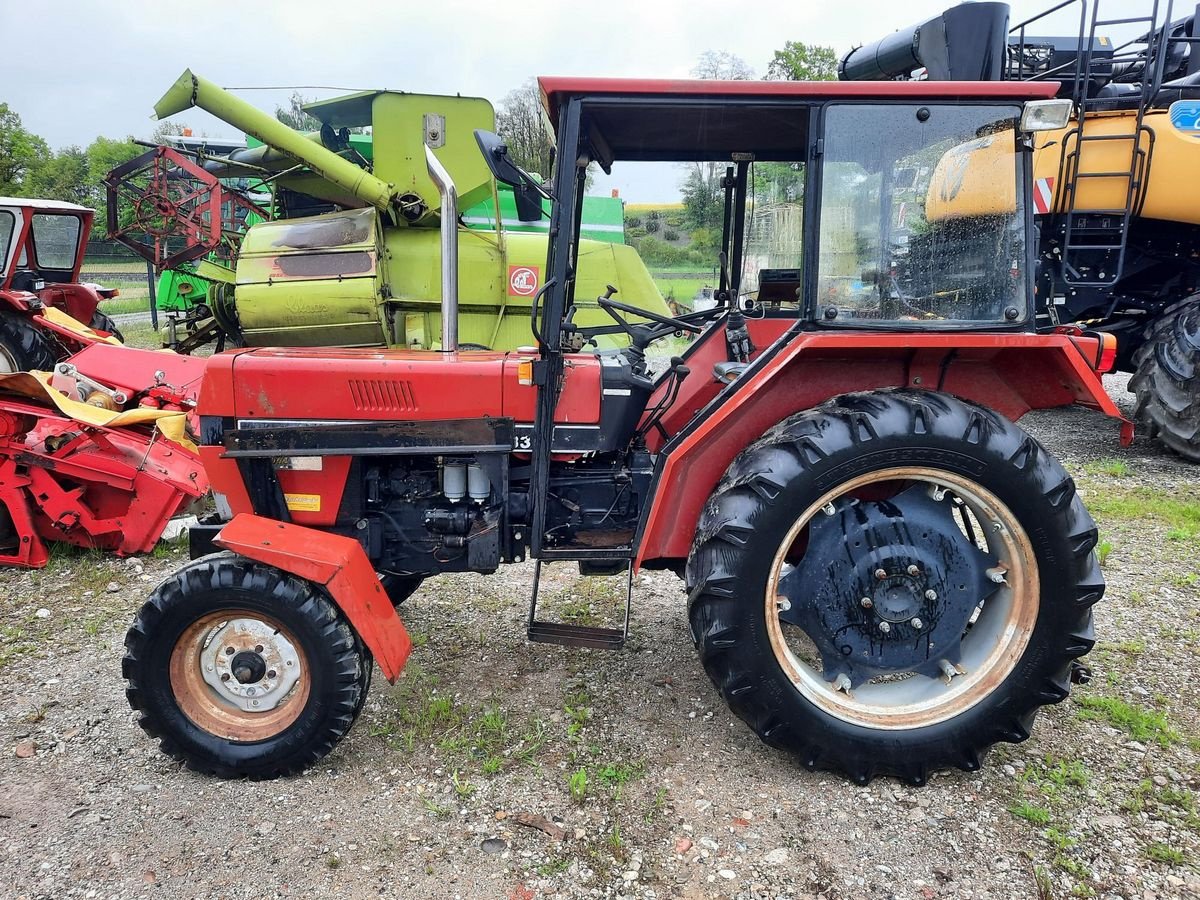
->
<box><xmin>816</xmin><ymin>103</ymin><xmax>1026</xmax><ymax>326</ymax></box>
<box><xmin>30</xmin><ymin>214</ymin><xmax>82</xmax><ymax>272</ymax></box>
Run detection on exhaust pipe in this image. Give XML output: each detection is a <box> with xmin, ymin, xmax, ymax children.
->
<box><xmin>424</xmin><ymin>145</ymin><xmax>458</xmax><ymax>352</ymax></box>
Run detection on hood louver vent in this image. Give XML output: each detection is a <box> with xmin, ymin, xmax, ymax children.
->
<box><xmin>348</xmin><ymin>379</ymin><xmax>418</xmax><ymax>412</ymax></box>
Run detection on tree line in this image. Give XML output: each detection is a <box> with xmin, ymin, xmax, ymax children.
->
<box><xmin>1</xmin><ymin>40</ymin><xmax>836</xmax><ymax>245</ymax></box>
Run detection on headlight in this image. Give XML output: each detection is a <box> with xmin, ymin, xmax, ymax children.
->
<box><xmin>1020</xmin><ymin>99</ymin><xmax>1073</xmax><ymax>132</ymax></box>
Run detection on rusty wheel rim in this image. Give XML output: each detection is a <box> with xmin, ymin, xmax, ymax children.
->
<box><xmin>169</xmin><ymin>609</ymin><xmax>310</xmax><ymax>742</ymax></box>
<box><xmin>765</xmin><ymin>466</ymin><xmax>1039</xmax><ymax>730</ymax></box>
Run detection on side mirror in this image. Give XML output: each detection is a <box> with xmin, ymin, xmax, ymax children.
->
<box><xmin>474</xmin><ymin>130</ymin><xmax>552</xmax><ymax>203</ymax></box>
<box><xmin>513</xmin><ymin>183</ymin><xmax>543</xmax><ymax>222</ymax></box>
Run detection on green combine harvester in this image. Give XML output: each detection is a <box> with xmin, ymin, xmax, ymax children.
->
<box><xmin>107</xmin><ymin>71</ymin><xmax>667</xmax><ymax>351</ymax></box>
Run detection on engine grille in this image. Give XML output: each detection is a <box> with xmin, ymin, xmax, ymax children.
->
<box><xmin>347</xmin><ymin>379</ymin><xmax>418</xmax><ymax>412</ymax></box>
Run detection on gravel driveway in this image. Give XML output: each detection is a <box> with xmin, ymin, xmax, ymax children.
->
<box><xmin>2</xmin><ymin>375</ymin><xmax>1199</xmax><ymax>900</ymax></box>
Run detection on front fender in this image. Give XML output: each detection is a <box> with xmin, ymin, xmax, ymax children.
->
<box><xmin>213</xmin><ymin>513</ymin><xmax>412</xmax><ymax>682</ymax></box>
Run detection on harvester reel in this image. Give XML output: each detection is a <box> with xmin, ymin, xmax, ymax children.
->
<box><xmin>104</xmin><ymin>146</ymin><xmax>269</xmax><ymax>272</ymax></box>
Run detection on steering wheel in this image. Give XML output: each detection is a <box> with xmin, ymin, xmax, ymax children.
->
<box><xmin>597</xmin><ymin>286</ymin><xmax>702</xmax><ymax>335</ymax></box>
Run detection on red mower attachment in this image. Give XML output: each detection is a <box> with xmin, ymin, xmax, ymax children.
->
<box><xmin>0</xmin><ymin>343</ymin><xmax>208</xmax><ymax>566</ymax></box>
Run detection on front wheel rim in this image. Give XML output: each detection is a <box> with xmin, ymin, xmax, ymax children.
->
<box><xmin>765</xmin><ymin>466</ymin><xmax>1039</xmax><ymax>731</ymax></box>
<box><xmin>169</xmin><ymin>609</ymin><xmax>310</xmax><ymax>741</ymax></box>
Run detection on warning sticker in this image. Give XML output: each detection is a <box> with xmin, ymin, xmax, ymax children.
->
<box><xmin>284</xmin><ymin>493</ymin><xmax>321</xmax><ymax>512</ymax></box>
<box><xmin>508</xmin><ymin>265</ymin><xmax>540</xmax><ymax>297</ymax></box>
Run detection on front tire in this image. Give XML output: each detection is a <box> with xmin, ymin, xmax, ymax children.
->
<box><xmin>1130</xmin><ymin>297</ymin><xmax>1200</xmax><ymax>462</ymax></box>
<box><xmin>685</xmin><ymin>390</ymin><xmax>1101</xmax><ymax>785</ymax></box>
<box><xmin>123</xmin><ymin>554</ymin><xmax>370</xmax><ymax>779</ymax></box>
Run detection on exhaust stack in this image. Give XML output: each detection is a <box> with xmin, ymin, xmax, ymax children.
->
<box><xmin>424</xmin><ymin>145</ymin><xmax>458</xmax><ymax>352</ymax></box>
<box><xmin>154</xmin><ymin>69</ymin><xmax>395</xmax><ymax>212</ymax></box>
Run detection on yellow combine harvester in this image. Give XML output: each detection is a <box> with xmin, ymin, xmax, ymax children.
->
<box><xmin>843</xmin><ymin>0</ymin><xmax>1200</xmax><ymax>459</ymax></box>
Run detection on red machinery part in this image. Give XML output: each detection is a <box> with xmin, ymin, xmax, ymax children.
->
<box><xmin>635</xmin><ymin>329</ymin><xmax>1133</xmax><ymax>567</ymax></box>
<box><xmin>0</xmin><ymin>397</ymin><xmax>208</xmax><ymax>565</ymax></box>
<box><xmin>213</xmin><ymin>514</ymin><xmax>413</xmax><ymax>682</ymax></box>
<box><xmin>104</xmin><ymin>146</ymin><xmax>270</xmax><ymax>271</ymax></box>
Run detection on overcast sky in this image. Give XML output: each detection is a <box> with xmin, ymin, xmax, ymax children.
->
<box><xmin>1</xmin><ymin>0</ymin><xmax>1103</xmax><ymax>202</ymax></box>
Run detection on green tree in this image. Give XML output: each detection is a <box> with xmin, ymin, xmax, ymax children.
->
<box><xmin>495</xmin><ymin>78</ymin><xmax>554</xmax><ymax>180</ymax></box>
<box><xmin>26</xmin><ymin>146</ymin><xmax>90</xmax><ymax>205</ymax></box>
<box><xmin>0</xmin><ymin>103</ymin><xmax>50</xmax><ymax>195</ymax></box>
<box><xmin>274</xmin><ymin>92</ymin><xmax>321</xmax><ymax>132</ymax></box>
<box><xmin>84</xmin><ymin>136</ymin><xmax>143</xmax><ymax>235</ymax></box>
<box><xmin>766</xmin><ymin>42</ymin><xmax>839</xmax><ymax>81</ymax></box>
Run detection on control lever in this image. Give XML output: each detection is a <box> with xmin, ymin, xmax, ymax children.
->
<box><xmin>725</xmin><ymin>306</ymin><xmax>754</xmax><ymax>364</ymax></box>
<box><xmin>636</xmin><ymin>356</ymin><xmax>691</xmax><ymax>444</ymax></box>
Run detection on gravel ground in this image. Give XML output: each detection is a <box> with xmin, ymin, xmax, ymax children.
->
<box><xmin>3</xmin><ymin>375</ymin><xmax>1200</xmax><ymax>900</ymax></box>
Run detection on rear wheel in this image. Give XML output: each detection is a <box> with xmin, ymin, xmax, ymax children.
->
<box><xmin>0</xmin><ymin>310</ymin><xmax>57</xmax><ymax>373</ymax></box>
<box><xmin>123</xmin><ymin>554</ymin><xmax>370</xmax><ymax>778</ymax></box>
<box><xmin>90</xmin><ymin>311</ymin><xmax>125</xmax><ymax>343</ymax></box>
<box><xmin>1131</xmin><ymin>296</ymin><xmax>1200</xmax><ymax>462</ymax></box>
<box><xmin>686</xmin><ymin>390</ymin><xmax>1101</xmax><ymax>784</ymax></box>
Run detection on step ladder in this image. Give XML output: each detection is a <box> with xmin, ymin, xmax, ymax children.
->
<box><xmin>1055</xmin><ymin>0</ymin><xmax>1173</xmax><ymax>287</ymax></box>
<box><xmin>527</xmin><ymin>556</ymin><xmax>633</xmax><ymax>649</ymax></box>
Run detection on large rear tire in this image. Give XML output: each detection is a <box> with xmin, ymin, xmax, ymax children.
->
<box><xmin>0</xmin><ymin>310</ymin><xmax>58</xmax><ymax>373</ymax></box>
<box><xmin>90</xmin><ymin>311</ymin><xmax>125</xmax><ymax>343</ymax></box>
<box><xmin>685</xmin><ymin>390</ymin><xmax>1100</xmax><ymax>785</ymax></box>
<box><xmin>123</xmin><ymin>554</ymin><xmax>371</xmax><ymax>779</ymax></box>
<box><xmin>1130</xmin><ymin>297</ymin><xmax>1200</xmax><ymax>462</ymax></box>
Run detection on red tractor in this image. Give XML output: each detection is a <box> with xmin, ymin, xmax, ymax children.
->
<box><xmin>124</xmin><ymin>77</ymin><xmax>1128</xmax><ymax>784</ymax></box>
<box><xmin>0</xmin><ymin>198</ymin><xmax>123</xmax><ymax>370</ymax></box>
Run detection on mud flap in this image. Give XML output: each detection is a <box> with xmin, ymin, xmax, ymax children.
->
<box><xmin>213</xmin><ymin>513</ymin><xmax>412</xmax><ymax>682</ymax></box>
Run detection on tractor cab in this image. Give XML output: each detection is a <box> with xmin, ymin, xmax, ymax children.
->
<box><xmin>0</xmin><ymin>198</ymin><xmax>120</xmax><ymax>367</ymax></box>
<box><xmin>473</xmin><ymin>77</ymin><xmax>1075</xmax><ymax>564</ymax></box>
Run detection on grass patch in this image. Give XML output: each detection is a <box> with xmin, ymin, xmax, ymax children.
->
<box><xmin>1010</xmin><ymin>801</ymin><xmax>1052</xmax><ymax>825</ymax></box>
<box><xmin>1082</xmin><ymin>458</ymin><xmax>1132</xmax><ymax>478</ymax></box>
<box><xmin>1145</xmin><ymin>843</ymin><xmax>1186</xmax><ymax>865</ymax></box>
<box><xmin>1096</xmin><ymin>539</ymin><xmax>1113</xmax><ymax>567</ymax></box>
<box><xmin>1075</xmin><ymin>696</ymin><xmax>1178</xmax><ymax>746</ymax></box>
<box><xmin>568</xmin><ymin>768</ymin><xmax>589</xmax><ymax>804</ymax></box>
<box><xmin>1085</xmin><ymin>487</ymin><xmax>1200</xmax><ymax>539</ymax></box>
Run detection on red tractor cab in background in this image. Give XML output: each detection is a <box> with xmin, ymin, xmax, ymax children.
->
<box><xmin>127</xmin><ymin>76</ymin><xmax>1129</xmax><ymax>785</ymax></box>
<box><xmin>0</xmin><ymin>198</ymin><xmax>123</xmax><ymax>372</ymax></box>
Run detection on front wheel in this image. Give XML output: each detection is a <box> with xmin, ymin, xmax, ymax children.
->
<box><xmin>123</xmin><ymin>554</ymin><xmax>371</xmax><ymax>778</ymax></box>
<box><xmin>686</xmin><ymin>390</ymin><xmax>1101</xmax><ymax>785</ymax></box>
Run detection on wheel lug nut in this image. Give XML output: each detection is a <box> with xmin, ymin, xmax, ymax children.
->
<box><xmin>874</xmin><ymin>568</ymin><xmax>887</xmax><ymax>580</ymax></box>
<box><xmin>220</xmin><ymin>673</ymin><xmax>230</xmax><ymax>682</ymax></box>
<box><xmin>911</xmin><ymin>617</ymin><xmax>923</xmax><ymax>629</ymax></box>
<box><xmin>925</xmin><ymin>590</ymin><xmax>938</xmax><ymax>601</ymax></box>
<box><xmin>267</xmin><ymin>670</ymin><xmax>277</xmax><ymax>679</ymax></box>
<box><xmin>907</xmin><ymin>565</ymin><xmax>920</xmax><ymax>576</ymax></box>
<box><xmin>860</xmin><ymin>597</ymin><xmax>873</xmax><ymax>609</ymax></box>
<box><xmin>879</xmin><ymin>622</ymin><xmax>891</xmax><ymax>634</ymax></box>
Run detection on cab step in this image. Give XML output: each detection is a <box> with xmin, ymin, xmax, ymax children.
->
<box><xmin>526</xmin><ymin>558</ymin><xmax>632</xmax><ymax>649</ymax></box>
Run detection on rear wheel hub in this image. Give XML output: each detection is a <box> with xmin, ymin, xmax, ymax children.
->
<box><xmin>779</xmin><ymin>483</ymin><xmax>1000</xmax><ymax>688</ymax></box>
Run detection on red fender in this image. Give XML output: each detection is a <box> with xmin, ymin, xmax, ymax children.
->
<box><xmin>635</xmin><ymin>331</ymin><xmax>1133</xmax><ymax>568</ymax></box>
<box><xmin>213</xmin><ymin>514</ymin><xmax>412</xmax><ymax>682</ymax></box>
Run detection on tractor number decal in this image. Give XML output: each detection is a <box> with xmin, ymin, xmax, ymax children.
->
<box><xmin>1169</xmin><ymin>100</ymin><xmax>1200</xmax><ymax>135</ymax></box>
<box><xmin>1033</xmin><ymin>177</ymin><xmax>1056</xmax><ymax>215</ymax></box>
<box><xmin>508</xmin><ymin>265</ymin><xmax>540</xmax><ymax>297</ymax></box>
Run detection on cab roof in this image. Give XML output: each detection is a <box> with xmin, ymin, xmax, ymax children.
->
<box><xmin>0</xmin><ymin>197</ymin><xmax>93</xmax><ymax>213</ymax></box>
<box><xmin>538</xmin><ymin>76</ymin><xmax>1059</xmax><ymax>121</ymax></box>
<box><xmin>537</xmin><ymin>77</ymin><xmax>1059</xmax><ymax>163</ymax></box>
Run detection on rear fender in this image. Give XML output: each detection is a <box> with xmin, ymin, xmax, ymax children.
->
<box><xmin>213</xmin><ymin>513</ymin><xmax>412</xmax><ymax>682</ymax></box>
<box><xmin>635</xmin><ymin>331</ymin><xmax>1132</xmax><ymax>567</ymax></box>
